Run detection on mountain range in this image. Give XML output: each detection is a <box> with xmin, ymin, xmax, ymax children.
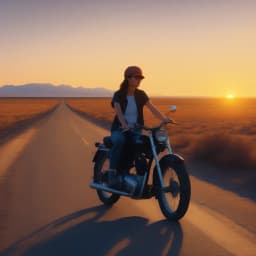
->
<box><xmin>0</xmin><ymin>83</ymin><xmax>114</xmax><ymax>97</ymax></box>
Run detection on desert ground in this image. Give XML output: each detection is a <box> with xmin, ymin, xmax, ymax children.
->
<box><xmin>0</xmin><ymin>98</ymin><xmax>60</xmax><ymax>138</ymax></box>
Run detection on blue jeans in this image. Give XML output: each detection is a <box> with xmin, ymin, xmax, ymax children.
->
<box><xmin>109</xmin><ymin>128</ymin><xmax>142</xmax><ymax>169</ymax></box>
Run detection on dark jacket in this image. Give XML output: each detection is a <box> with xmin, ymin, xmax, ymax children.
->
<box><xmin>111</xmin><ymin>89</ymin><xmax>149</xmax><ymax>131</ymax></box>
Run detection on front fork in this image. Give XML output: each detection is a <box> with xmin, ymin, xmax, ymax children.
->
<box><xmin>149</xmin><ymin>132</ymin><xmax>172</xmax><ymax>188</ymax></box>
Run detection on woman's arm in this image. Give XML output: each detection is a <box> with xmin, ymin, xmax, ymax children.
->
<box><xmin>114</xmin><ymin>102</ymin><xmax>129</xmax><ymax>129</ymax></box>
<box><xmin>145</xmin><ymin>101</ymin><xmax>168</xmax><ymax>122</ymax></box>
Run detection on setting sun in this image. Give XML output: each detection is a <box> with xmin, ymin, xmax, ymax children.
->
<box><xmin>226</xmin><ymin>94</ymin><xmax>234</xmax><ymax>99</ymax></box>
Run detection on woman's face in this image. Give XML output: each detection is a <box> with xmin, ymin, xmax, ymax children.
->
<box><xmin>128</xmin><ymin>76</ymin><xmax>144</xmax><ymax>89</ymax></box>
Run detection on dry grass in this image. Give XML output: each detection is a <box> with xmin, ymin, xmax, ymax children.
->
<box><xmin>0</xmin><ymin>98</ymin><xmax>59</xmax><ymax>133</ymax></box>
<box><xmin>66</xmin><ymin>98</ymin><xmax>115</xmax><ymax>128</ymax></box>
<box><xmin>66</xmin><ymin>97</ymin><xmax>256</xmax><ymax>169</ymax></box>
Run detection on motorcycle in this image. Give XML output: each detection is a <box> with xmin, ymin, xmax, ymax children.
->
<box><xmin>90</xmin><ymin>105</ymin><xmax>191</xmax><ymax>221</ymax></box>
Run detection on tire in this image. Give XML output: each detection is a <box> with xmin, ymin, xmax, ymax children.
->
<box><xmin>94</xmin><ymin>151</ymin><xmax>120</xmax><ymax>205</ymax></box>
<box><xmin>156</xmin><ymin>158</ymin><xmax>191</xmax><ymax>221</ymax></box>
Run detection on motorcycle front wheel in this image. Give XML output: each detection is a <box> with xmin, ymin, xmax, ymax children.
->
<box><xmin>94</xmin><ymin>151</ymin><xmax>120</xmax><ymax>205</ymax></box>
<box><xmin>156</xmin><ymin>159</ymin><xmax>191</xmax><ymax>221</ymax></box>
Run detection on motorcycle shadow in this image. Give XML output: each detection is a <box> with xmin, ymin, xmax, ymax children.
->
<box><xmin>3</xmin><ymin>205</ymin><xmax>183</xmax><ymax>256</ymax></box>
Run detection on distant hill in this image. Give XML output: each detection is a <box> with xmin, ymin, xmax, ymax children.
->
<box><xmin>0</xmin><ymin>83</ymin><xmax>114</xmax><ymax>97</ymax></box>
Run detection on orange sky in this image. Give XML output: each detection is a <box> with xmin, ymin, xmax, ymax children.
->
<box><xmin>1</xmin><ymin>1</ymin><xmax>256</xmax><ymax>97</ymax></box>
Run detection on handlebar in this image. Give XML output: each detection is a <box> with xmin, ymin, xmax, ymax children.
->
<box><xmin>134</xmin><ymin>119</ymin><xmax>177</xmax><ymax>131</ymax></box>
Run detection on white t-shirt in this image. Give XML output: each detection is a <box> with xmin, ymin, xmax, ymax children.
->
<box><xmin>124</xmin><ymin>96</ymin><xmax>138</xmax><ymax>128</ymax></box>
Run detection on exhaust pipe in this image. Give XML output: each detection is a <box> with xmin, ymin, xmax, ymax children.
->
<box><xmin>90</xmin><ymin>182</ymin><xmax>132</xmax><ymax>196</ymax></box>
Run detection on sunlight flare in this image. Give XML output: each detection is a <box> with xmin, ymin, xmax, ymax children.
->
<box><xmin>226</xmin><ymin>94</ymin><xmax>234</xmax><ymax>99</ymax></box>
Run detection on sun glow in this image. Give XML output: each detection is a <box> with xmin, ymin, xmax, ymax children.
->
<box><xmin>226</xmin><ymin>94</ymin><xmax>234</xmax><ymax>99</ymax></box>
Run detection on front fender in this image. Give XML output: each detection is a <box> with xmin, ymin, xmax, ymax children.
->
<box><xmin>153</xmin><ymin>154</ymin><xmax>185</xmax><ymax>188</ymax></box>
<box><xmin>93</xmin><ymin>150</ymin><xmax>101</xmax><ymax>163</ymax></box>
<box><xmin>92</xmin><ymin>149</ymin><xmax>109</xmax><ymax>163</ymax></box>
<box><xmin>159</xmin><ymin>154</ymin><xmax>184</xmax><ymax>166</ymax></box>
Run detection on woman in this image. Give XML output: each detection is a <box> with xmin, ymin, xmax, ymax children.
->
<box><xmin>108</xmin><ymin>66</ymin><xmax>170</xmax><ymax>186</ymax></box>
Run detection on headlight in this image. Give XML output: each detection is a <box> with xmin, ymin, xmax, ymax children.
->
<box><xmin>155</xmin><ymin>129</ymin><xmax>168</xmax><ymax>142</ymax></box>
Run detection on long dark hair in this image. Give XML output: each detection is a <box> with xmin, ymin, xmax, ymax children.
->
<box><xmin>119</xmin><ymin>78</ymin><xmax>129</xmax><ymax>102</ymax></box>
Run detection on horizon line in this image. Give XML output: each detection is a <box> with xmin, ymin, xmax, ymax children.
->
<box><xmin>0</xmin><ymin>83</ymin><xmax>255</xmax><ymax>98</ymax></box>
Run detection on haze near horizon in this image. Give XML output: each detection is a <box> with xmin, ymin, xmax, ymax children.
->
<box><xmin>1</xmin><ymin>0</ymin><xmax>256</xmax><ymax>97</ymax></box>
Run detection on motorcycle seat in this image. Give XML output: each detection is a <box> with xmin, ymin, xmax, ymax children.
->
<box><xmin>103</xmin><ymin>136</ymin><xmax>113</xmax><ymax>148</ymax></box>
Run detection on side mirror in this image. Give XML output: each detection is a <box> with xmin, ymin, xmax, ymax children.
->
<box><xmin>169</xmin><ymin>105</ymin><xmax>177</xmax><ymax>112</ymax></box>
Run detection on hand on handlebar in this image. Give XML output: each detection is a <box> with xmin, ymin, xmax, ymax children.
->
<box><xmin>121</xmin><ymin>124</ymin><xmax>130</xmax><ymax>133</ymax></box>
<box><xmin>122</xmin><ymin>128</ymin><xmax>130</xmax><ymax>133</ymax></box>
<box><xmin>162</xmin><ymin>118</ymin><xmax>177</xmax><ymax>125</ymax></box>
<box><xmin>163</xmin><ymin>117</ymin><xmax>170</xmax><ymax>123</ymax></box>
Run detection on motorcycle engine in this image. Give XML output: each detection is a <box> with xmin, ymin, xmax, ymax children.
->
<box><xmin>135</xmin><ymin>155</ymin><xmax>148</xmax><ymax>175</ymax></box>
<box><xmin>123</xmin><ymin>174</ymin><xmax>143</xmax><ymax>195</ymax></box>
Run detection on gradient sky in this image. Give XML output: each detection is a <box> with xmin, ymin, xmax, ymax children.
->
<box><xmin>1</xmin><ymin>0</ymin><xmax>256</xmax><ymax>97</ymax></box>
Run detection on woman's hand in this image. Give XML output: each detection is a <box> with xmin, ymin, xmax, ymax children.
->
<box><xmin>163</xmin><ymin>117</ymin><xmax>177</xmax><ymax>124</ymax></box>
<box><xmin>163</xmin><ymin>117</ymin><xmax>172</xmax><ymax>124</ymax></box>
<box><xmin>121</xmin><ymin>124</ymin><xmax>130</xmax><ymax>132</ymax></box>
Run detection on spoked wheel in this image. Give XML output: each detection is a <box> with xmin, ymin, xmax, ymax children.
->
<box><xmin>94</xmin><ymin>152</ymin><xmax>120</xmax><ymax>205</ymax></box>
<box><xmin>157</xmin><ymin>159</ymin><xmax>191</xmax><ymax>221</ymax></box>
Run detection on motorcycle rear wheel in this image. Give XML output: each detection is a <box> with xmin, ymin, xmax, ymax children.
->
<box><xmin>156</xmin><ymin>159</ymin><xmax>191</xmax><ymax>221</ymax></box>
<box><xmin>94</xmin><ymin>152</ymin><xmax>120</xmax><ymax>205</ymax></box>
